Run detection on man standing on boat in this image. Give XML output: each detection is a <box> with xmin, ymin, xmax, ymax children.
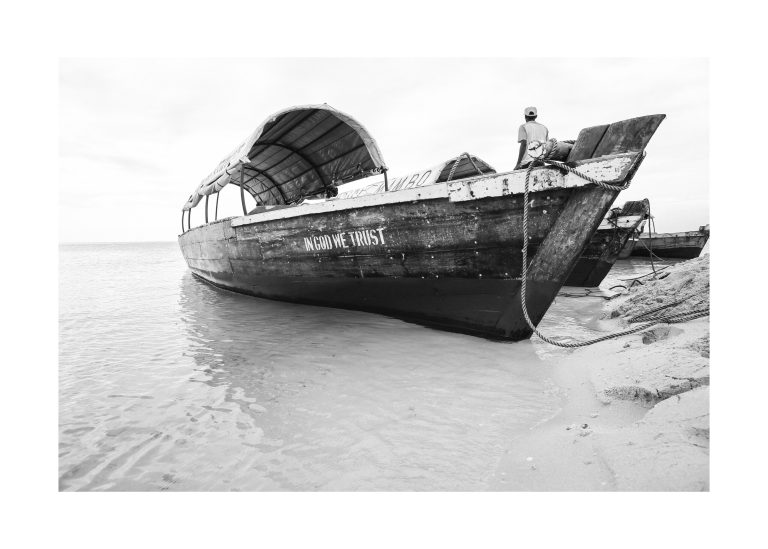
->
<box><xmin>515</xmin><ymin>106</ymin><xmax>549</xmax><ymax>169</ymax></box>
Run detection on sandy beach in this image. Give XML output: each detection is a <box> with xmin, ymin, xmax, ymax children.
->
<box><xmin>491</xmin><ymin>255</ymin><xmax>710</xmax><ymax>491</ymax></box>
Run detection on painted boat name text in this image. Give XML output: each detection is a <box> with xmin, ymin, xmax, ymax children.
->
<box><xmin>303</xmin><ymin>228</ymin><xmax>387</xmax><ymax>251</ymax></box>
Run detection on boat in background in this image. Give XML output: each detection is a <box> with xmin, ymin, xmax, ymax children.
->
<box><xmin>618</xmin><ymin>231</ymin><xmax>641</xmax><ymax>259</ymax></box>
<box><xmin>631</xmin><ymin>225</ymin><xmax>710</xmax><ymax>259</ymax></box>
<box><xmin>565</xmin><ymin>199</ymin><xmax>650</xmax><ymax>287</ymax></box>
<box><xmin>178</xmin><ymin>104</ymin><xmax>665</xmax><ymax>340</ymax></box>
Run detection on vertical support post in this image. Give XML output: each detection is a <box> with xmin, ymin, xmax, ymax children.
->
<box><xmin>240</xmin><ymin>165</ymin><xmax>247</xmax><ymax>215</ymax></box>
<box><xmin>181</xmin><ymin>211</ymin><xmax>185</xmax><ymax>233</ymax></box>
<box><xmin>383</xmin><ymin>169</ymin><xmax>389</xmax><ymax>192</ymax></box>
<box><xmin>205</xmin><ymin>194</ymin><xmax>209</xmax><ymax>224</ymax></box>
<box><xmin>215</xmin><ymin>191</ymin><xmax>220</xmax><ymax>221</ymax></box>
<box><xmin>187</xmin><ymin>209</ymin><xmax>191</xmax><ymax>231</ymax></box>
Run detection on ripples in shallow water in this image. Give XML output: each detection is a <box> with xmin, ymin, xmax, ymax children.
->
<box><xmin>59</xmin><ymin>242</ymin><xmax>679</xmax><ymax>490</ymax></box>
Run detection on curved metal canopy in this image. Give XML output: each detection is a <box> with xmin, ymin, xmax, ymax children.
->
<box><xmin>183</xmin><ymin>104</ymin><xmax>387</xmax><ymax>211</ymax></box>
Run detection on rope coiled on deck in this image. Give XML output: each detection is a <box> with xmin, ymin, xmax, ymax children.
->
<box><xmin>518</xmin><ymin>140</ymin><xmax>709</xmax><ymax>348</ymax></box>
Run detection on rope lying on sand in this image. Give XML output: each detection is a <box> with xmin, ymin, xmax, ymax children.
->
<box><xmin>619</xmin><ymin>264</ymin><xmax>671</xmax><ymax>282</ymax></box>
<box><xmin>518</xmin><ymin>140</ymin><xmax>709</xmax><ymax>348</ymax></box>
<box><xmin>609</xmin><ymin>265</ymin><xmax>673</xmax><ymax>292</ymax></box>
<box><xmin>626</xmin><ymin>293</ymin><xmax>695</xmax><ymax>323</ymax></box>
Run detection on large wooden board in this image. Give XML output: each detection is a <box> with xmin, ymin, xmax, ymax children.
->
<box><xmin>567</xmin><ymin>124</ymin><xmax>609</xmax><ymax>162</ymax></box>
<box><xmin>592</xmin><ymin>115</ymin><xmax>666</xmax><ymax>157</ymax></box>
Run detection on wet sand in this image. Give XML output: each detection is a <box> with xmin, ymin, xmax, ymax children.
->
<box><xmin>490</xmin><ymin>255</ymin><xmax>710</xmax><ymax>491</ymax></box>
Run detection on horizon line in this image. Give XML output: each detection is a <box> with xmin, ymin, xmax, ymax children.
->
<box><xmin>59</xmin><ymin>240</ymin><xmax>177</xmax><ymax>245</ymax></box>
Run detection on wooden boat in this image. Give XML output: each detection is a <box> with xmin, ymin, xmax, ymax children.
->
<box><xmin>618</xmin><ymin>232</ymin><xmax>641</xmax><ymax>259</ymax></box>
<box><xmin>178</xmin><ymin>104</ymin><xmax>664</xmax><ymax>340</ymax></box>
<box><xmin>631</xmin><ymin>225</ymin><xmax>710</xmax><ymax>259</ymax></box>
<box><xmin>564</xmin><ymin>199</ymin><xmax>651</xmax><ymax>286</ymax></box>
<box><xmin>357</xmin><ymin>153</ymin><xmax>651</xmax><ymax>288</ymax></box>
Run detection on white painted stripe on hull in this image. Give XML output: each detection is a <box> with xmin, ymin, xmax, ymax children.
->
<box><xmin>231</xmin><ymin>153</ymin><xmax>637</xmax><ymax>228</ymax></box>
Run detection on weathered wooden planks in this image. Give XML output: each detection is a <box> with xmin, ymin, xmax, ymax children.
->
<box><xmin>592</xmin><ymin>115</ymin><xmax>666</xmax><ymax>157</ymax></box>
<box><xmin>567</xmin><ymin>115</ymin><xmax>665</xmax><ymax>162</ymax></box>
<box><xmin>181</xmin><ymin>190</ymin><xmax>566</xmax><ymax>283</ymax></box>
<box><xmin>567</xmin><ymin>124</ymin><xmax>609</xmax><ymax>162</ymax></box>
<box><xmin>492</xmin><ymin>184</ymin><xmax>621</xmax><ymax>335</ymax></box>
<box><xmin>632</xmin><ymin>231</ymin><xmax>709</xmax><ymax>259</ymax></box>
<box><xmin>179</xmin><ymin>182</ymin><xmax>601</xmax><ymax>339</ymax></box>
<box><xmin>565</xmin><ymin>199</ymin><xmax>651</xmax><ymax>286</ymax></box>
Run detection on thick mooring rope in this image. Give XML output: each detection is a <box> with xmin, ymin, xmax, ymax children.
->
<box><xmin>518</xmin><ymin>140</ymin><xmax>709</xmax><ymax>348</ymax></box>
<box><xmin>446</xmin><ymin>156</ymin><xmax>462</xmax><ymax>182</ymax></box>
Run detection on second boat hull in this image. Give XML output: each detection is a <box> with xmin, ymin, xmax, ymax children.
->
<box><xmin>565</xmin><ymin>199</ymin><xmax>650</xmax><ymax>286</ymax></box>
<box><xmin>631</xmin><ymin>231</ymin><xmax>709</xmax><ymax>259</ymax></box>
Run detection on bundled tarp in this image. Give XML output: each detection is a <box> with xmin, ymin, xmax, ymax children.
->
<box><xmin>183</xmin><ymin>104</ymin><xmax>387</xmax><ymax>210</ymax></box>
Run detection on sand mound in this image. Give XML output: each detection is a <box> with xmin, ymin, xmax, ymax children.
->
<box><xmin>608</xmin><ymin>255</ymin><xmax>710</xmax><ymax>322</ymax></box>
<box><xmin>585</xmin><ymin>255</ymin><xmax>711</xmax><ymax>406</ymax></box>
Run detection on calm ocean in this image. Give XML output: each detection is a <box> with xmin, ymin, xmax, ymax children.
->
<box><xmin>59</xmin><ymin>241</ymin><xmax>668</xmax><ymax>491</ymax></box>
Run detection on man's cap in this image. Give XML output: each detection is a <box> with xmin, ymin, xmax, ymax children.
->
<box><xmin>524</xmin><ymin>106</ymin><xmax>538</xmax><ymax>117</ymax></box>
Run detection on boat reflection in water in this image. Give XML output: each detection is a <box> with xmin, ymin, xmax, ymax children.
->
<box><xmin>177</xmin><ymin>271</ymin><xmax>559</xmax><ymax>491</ymax></box>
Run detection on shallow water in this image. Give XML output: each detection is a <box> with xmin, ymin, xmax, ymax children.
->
<box><xmin>59</xmin><ymin>242</ymin><xmax>681</xmax><ymax>491</ymax></box>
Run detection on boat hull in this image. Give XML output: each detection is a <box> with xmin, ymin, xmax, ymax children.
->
<box><xmin>617</xmin><ymin>237</ymin><xmax>638</xmax><ymax>259</ymax></box>
<box><xmin>566</xmin><ymin>199</ymin><xmax>650</xmax><ymax>287</ymax></box>
<box><xmin>631</xmin><ymin>231</ymin><xmax>709</xmax><ymax>259</ymax></box>
<box><xmin>191</xmin><ymin>271</ymin><xmax>561</xmax><ymax>340</ymax></box>
<box><xmin>179</xmin><ymin>180</ymin><xmax>623</xmax><ymax>340</ymax></box>
<box><xmin>565</xmin><ymin>256</ymin><xmax>616</xmax><ymax>288</ymax></box>
<box><xmin>632</xmin><ymin>245</ymin><xmax>705</xmax><ymax>259</ymax></box>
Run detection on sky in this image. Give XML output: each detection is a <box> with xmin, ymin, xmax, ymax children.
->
<box><xmin>59</xmin><ymin>58</ymin><xmax>708</xmax><ymax>242</ymax></box>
